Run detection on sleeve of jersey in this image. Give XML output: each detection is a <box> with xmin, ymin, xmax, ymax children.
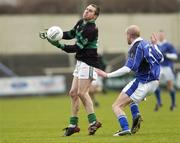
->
<box><xmin>62</xmin><ymin>29</ymin><xmax>76</xmax><ymax>40</ymax></box>
<box><xmin>61</xmin><ymin>44</ymin><xmax>80</xmax><ymax>53</ymax></box>
<box><xmin>107</xmin><ymin>66</ymin><xmax>131</xmax><ymax>78</ymax></box>
<box><xmin>165</xmin><ymin>44</ymin><xmax>178</xmax><ymax>60</ymax></box>
<box><xmin>60</xmin><ymin>20</ymin><xmax>83</xmax><ymax>53</ymax></box>
<box><xmin>62</xmin><ymin>20</ymin><xmax>80</xmax><ymax>40</ymax></box>
<box><xmin>165</xmin><ymin>53</ymin><xmax>178</xmax><ymax>60</ymax></box>
<box><xmin>125</xmin><ymin>46</ymin><xmax>144</xmax><ymax>71</ymax></box>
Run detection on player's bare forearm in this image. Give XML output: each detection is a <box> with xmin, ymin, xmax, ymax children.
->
<box><xmin>95</xmin><ymin>68</ymin><xmax>107</xmax><ymax>78</ymax></box>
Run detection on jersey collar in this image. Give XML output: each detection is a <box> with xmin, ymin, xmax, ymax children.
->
<box><xmin>158</xmin><ymin>39</ymin><xmax>167</xmax><ymax>46</ymax></box>
<box><xmin>130</xmin><ymin>37</ymin><xmax>143</xmax><ymax>47</ymax></box>
<box><xmin>83</xmin><ymin>19</ymin><xmax>95</xmax><ymax>24</ymax></box>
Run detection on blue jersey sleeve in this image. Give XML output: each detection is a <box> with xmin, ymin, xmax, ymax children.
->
<box><xmin>159</xmin><ymin>42</ymin><xmax>177</xmax><ymax>55</ymax></box>
<box><xmin>167</xmin><ymin>43</ymin><xmax>177</xmax><ymax>54</ymax></box>
<box><xmin>159</xmin><ymin>42</ymin><xmax>178</xmax><ymax>67</ymax></box>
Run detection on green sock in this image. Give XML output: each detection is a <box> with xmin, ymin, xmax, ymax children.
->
<box><xmin>88</xmin><ymin>113</ymin><xmax>97</xmax><ymax>124</ymax></box>
<box><xmin>70</xmin><ymin>117</ymin><xmax>78</xmax><ymax>125</ymax></box>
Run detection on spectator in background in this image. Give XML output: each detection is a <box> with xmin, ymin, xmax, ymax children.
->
<box><xmin>89</xmin><ymin>54</ymin><xmax>107</xmax><ymax>107</ymax></box>
<box><xmin>89</xmin><ymin>76</ymin><xmax>102</xmax><ymax>107</ymax></box>
<box><xmin>154</xmin><ymin>30</ymin><xmax>178</xmax><ymax>111</ymax></box>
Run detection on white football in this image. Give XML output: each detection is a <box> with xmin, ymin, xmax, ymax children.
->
<box><xmin>47</xmin><ymin>26</ymin><xmax>63</xmax><ymax>41</ymax></box>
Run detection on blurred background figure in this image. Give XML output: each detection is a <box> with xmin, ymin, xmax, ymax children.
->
<box><xmin>89</xmin><ymin>54</ymin><xmax>107</xmax><ymax>107</ymax></box>
<box><xmin>89</xmin><ymin>76</ymin><xmax>103</xmax><ymax>107</ymax></box>
<box><xmin>154</xmin><ymin>30</ymin><xmax>178</xmax><ymax>111</ymax></box>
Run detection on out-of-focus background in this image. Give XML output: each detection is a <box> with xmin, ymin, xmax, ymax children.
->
<box><xmin>1</xmin><ymin>1</ymin><xmax>180</xmax><ymax>143</ymax></box>
<box><xmin>0</xmin><ymin>0</ymin><xmax>180</xmax><ymax>96</ymax></box>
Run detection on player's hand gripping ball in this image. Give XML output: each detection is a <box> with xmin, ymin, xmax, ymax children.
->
<box><xmin>47</xmin><ymin>26</ymin><xmax>63</xmax><ymax>41</ymax></box>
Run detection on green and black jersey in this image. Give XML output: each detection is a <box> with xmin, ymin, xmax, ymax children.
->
<box><xmin>62</xmin><ymin>19</ymin><xmax>99</xmax><ymax>68</ymax></box>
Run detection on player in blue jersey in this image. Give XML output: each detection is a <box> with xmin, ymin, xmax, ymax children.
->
<box><xmin>154</xmin><ymin>30</ymin><xmax>178</xmax><ymax>111</ymax></box>
<box><xmin>96</xmin><ymin>25</ymin><xmax>163</xmax><ymax>136</ymax></box>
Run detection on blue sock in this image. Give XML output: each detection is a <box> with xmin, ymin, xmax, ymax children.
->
<box><xmin>155</xmin><ymin>88</ymin><xmax>162</xmax><ymax>106</ymax></box>
<box><xmin>170</xmin><ymin>90</ymin><xmax>176</xmax><ymax>107</ymax></box>
<box><xmin>118</xmin><ymin>115</ymin><xmax>129</xmax><ymax>131</ymax></box>
<box><xmin>130</xmin><ymin>102</ymin><xmax>140</xmax><ymax>120</ymax></box>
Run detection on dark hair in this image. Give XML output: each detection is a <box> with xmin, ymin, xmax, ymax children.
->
<box><xmin>90</xmin><ymin>4</ymin><xmax>100</xmax><ymax>17</ymax></box>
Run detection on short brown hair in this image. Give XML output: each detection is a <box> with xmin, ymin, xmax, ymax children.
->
<box><xmin>126</xmin><ymin>25</ymin><xmax>140</xmax><ymax>38</ymax></box>
<box><xmin>90</xmin><ymin>4</ymin><xmax>100</xmax><ymax>17</ymax></box>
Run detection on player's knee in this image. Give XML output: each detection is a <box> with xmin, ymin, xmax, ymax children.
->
<box><xmin>112</xmin><ymin>101</ymin><xmax>124</xmax><ymax>112</ymax></box>
<box><xmin>112</xmin><ymin>102</ymin><xmax>118</xmax><ymax>111</ymax></box>
<box><xmin>167</xmin><ymin>84</ymin><xmax>174</xmax><ymax>91</ymax></box>
<box><xmin>77</xmin><ymin>92</ymin><xmax>84</xmax><ymax>98</ymax></box>
<box><xmin>69</xmin><ymin>90</ymin><xmax>77</xmax><ymax>97</ymax></box>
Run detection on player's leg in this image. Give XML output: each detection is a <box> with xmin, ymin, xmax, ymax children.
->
<box><xmin>154</xmin><ymin>67</ymin><xmax>163</xmax><ymax>111</ymax></box>
<box><xmin>165</xmin><ymin>67</ymin><xmax>176</xmax><ymax>111</ymax></box>
<box><xmin>126</xmin><ymin>80</ymin><xmax>158</xmax><ymax>134</ymax></box>
<box><xmin>77</xmin><ymin>79</ymin><xmax>102</xmax><ymax>135</ymax></box>
<box><xmin>112</xmin><ymin>92</ymin><xmax>132</xmax><ymax>136</ymax></box>
<box><xmin>167</xmin><ymin>80</ymin><xmax>176</xmax><ymax>111</ymax></box>
<box><xmin>112</xmin><ymin>89</ymin><xmax>142</xmax><ymax>136</ymax></box>
<box><xmin>76</xmin><ymin>61</ymin><xmax>101</xmax><ymax>135</ymax></box>
<box><xmin>129</xmin><ymin>102</ymin><xmax>142</xmax><ymax>133</ymax></box>
<box><xmin>69</xmin><ymin>77</ymin><xmax>80</xmax><ymax>124</ymax></box>
<box><xmin>78</xmin><ymin>79</ymin><xmax>93</xmax><ymax>113</ymax></box>
<box><xmin>120</xmin><ymin>79</ymin><xmax>143</xmax><ymax>134</ymax></box>
<box><xmin>130</xmin><ymin>102</ymin><xmax>140</xmax><ymax>120</ymax></box>
<box><xmin>63</xmin><ymin>76</ymin><xmax>80</xmax><ymax>136</ymax></box>
<box><xmin>89</xmin><ymin>80</ymin><xmax>100</xmax><ymax>107</ymax></box>
<box><xmin>154</xmin><ymin>87</ymin><xmax>162</xmax><ymax>111</ymax></box>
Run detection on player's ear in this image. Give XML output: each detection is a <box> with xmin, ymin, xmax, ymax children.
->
<box><xmin>93</xmin><ymin>15</ymin><xmax>98</xmax><ymax>20</ymax></box>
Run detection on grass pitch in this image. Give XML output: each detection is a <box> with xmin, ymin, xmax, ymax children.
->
<box><xmin>0</xmin><ymin>90</ymin><xmax>180</xmax><ymax>143</ymax></box>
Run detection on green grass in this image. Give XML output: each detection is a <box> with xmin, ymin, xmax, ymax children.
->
<box><xmin>0</xmin><ymin>90</ymin><xmax>180</xmax><ymax>143</ymax></box>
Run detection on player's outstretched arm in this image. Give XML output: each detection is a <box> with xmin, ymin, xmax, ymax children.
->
<box><xmin>46</xmin><ymin>38</ymin><xmax>64</xmax><ymax>49</ymax></box>
<box><xmin>39</xmin><ymin>29</ymin><xmax>64</xmax><ymax>49</ymax></box>
<box><xmin>96</xmin><ymin>66</ymin><xmax>131</xmax><ymax>78</ymax></box>
<box><xmin>95</xmin><ymin>68</ymin><xmax>107</xmax><ymax>78</ymax></box>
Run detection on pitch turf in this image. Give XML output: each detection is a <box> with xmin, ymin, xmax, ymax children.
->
<box><xmin>0</xmin><ymin>90</ymin><xmax>180</xmax><ymax>143</ymax></box>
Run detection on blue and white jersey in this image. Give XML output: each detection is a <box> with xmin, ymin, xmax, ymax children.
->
<box><xmin>158</xmin><ymin>41</ymin><xmax>178</xmax><ymax>69</ymax></box>
<box><xmin>125</xmin><ymin>37</ymin><xmax>163</xmax><ymax>83</ymax></box>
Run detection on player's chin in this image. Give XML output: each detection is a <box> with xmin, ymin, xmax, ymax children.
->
<box><xmin>83</xmin><ymin>16</ymin><xmax>91</xmax><ymax>21</ymax></box>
